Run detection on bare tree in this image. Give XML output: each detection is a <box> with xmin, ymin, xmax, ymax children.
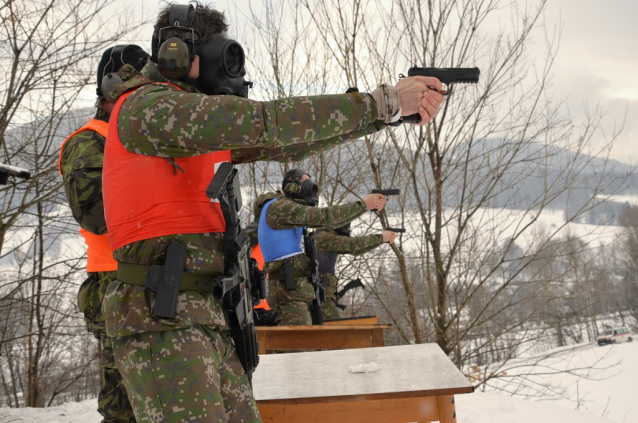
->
<box><xmin>297</xmin><ymin>0</ymin><xmax>624</xmax><ymax>345</ymax></box>
<box><xmin>0</xmin><ymin>0</ymin><xmax>143</xmax><ymax>407</ymax></box>
<box><xmin>228</xmin><ymin>0</ymin><xmax>632</xmax><ymax>402</ymax></box>
<box><xmin>615</xmin><ymin>204</ymin><xmax>638</xmax><ymax>329</ymax></box>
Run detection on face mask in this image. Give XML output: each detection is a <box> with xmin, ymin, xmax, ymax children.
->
<box><xmin>194</xmin><ymin>32</ymin><xmax>252</xmax><ymax>97</ymax></box>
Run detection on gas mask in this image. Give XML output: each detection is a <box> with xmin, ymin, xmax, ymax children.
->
<box><xmin>192</xmin><ymin>32</ymin><xmax>253</xmax><ymax>97</ymax></box>
<box><xmin>282</xmin><ymin>169</ymin><xmax>319</xmax><ymax>207</ymax></box>
<box><xmin>297</xmin><ymin>179</ymin><xmax>319</xmax><ymax>206</ymax></box>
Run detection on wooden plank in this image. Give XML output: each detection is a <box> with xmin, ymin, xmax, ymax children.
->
<box><xmin>437</xmin><ymin>394</ymin><xmax>457</xmax><ymax>423</ymax></box>
<box><xmin>253</xmin><ymin>344</ymin><xmax>474</xmax><ymax>402</ymax></box>
<box><xmin>255</xmin><ymin>325</ymin><xmax>392</xmax><ymax>353</ymax></box>
<box><xmin>260</xmin><ymin>328</ymin><xmax>373</xmax><ymax>351</ymax></box>
<box><xmin>371</xmin><ymin>327</ymin><xmax>385</xmax><ymax>347</ymax></box>
<box><xmin>257</xmin><ymin>331</ymin><xmax>266</xmax><ymax>355</ymax></box>
<box><xmin>256</xmin><ymin>325</ymin><xmax>391</xmax><ymax>332</ymax></box>
<box><xmin>258</xmin><ymin>395</ymin><xmax>439</xmax><ymax>423</ymax></box>
<box><xmin>324</xmin><ymin>315</ymin><xmax>379</xmax><ymax>325</ymax></box>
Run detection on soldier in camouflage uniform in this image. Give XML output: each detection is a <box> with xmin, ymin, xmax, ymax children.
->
<box><xmin>255</xmin><ymin>170</ymin><xmax>389</xmax><ymax>326</ymax></box>
<box><xmin>315</xmin><ymin>225</ymin><xmax>396</xmax><ymax>320</ymax></box>
<box><xmin>100</xmin><ymin>3</ymin><xmax>444</xmax><ymax>422</ymax></box>
<box><xmin>59</xmin><ymin>45</ymin><xmax>149</xmax><ymax>423</ymax></box>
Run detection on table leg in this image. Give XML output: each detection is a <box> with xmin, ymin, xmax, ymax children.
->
<box><xmin>436</xmin><ymin>394</ymin><xmax>457</xmax><ymax>423</ymax></box>
<box><xmin>257</xmin><ymin>331</ymin><xmax>266</xmax><ymax>355</ymax></box>
<box><xmin>371</xmin><ymin>328</ymin><xmax>385</xmax><ymax>347</ymax></box>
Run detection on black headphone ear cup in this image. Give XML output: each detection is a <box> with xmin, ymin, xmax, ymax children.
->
<box><xmin>157</xmin><ymin>37</ymin><xmax>192</xmax><ymax>79</ymax></box>
<box><xmin>283</xmin><ymin>181</ymin><xmax>300</xmax><ymax>196</ymax></box>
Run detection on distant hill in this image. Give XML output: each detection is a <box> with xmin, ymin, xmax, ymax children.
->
<box><xmin>454</xmin><ymin>138</ymin><xmax>638</xmax><ymax>226</ymax></box>
<box><xmin>5</xmin><ymin>107</ymin><xmax>636</xmax><ymax>229</ymax></box>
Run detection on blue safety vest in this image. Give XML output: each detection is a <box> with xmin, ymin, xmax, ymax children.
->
<box><xmin>258</xmin><ymin>199</ymin><xmax>304</xmax><ymax>262</ymax></box>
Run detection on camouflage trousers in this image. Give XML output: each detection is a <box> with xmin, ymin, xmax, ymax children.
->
<box><xmin>320</xmin><ymin>274</ymin><xmax>342</xmax><ymax>321</ymax></box>
<box><xmin>77</xmin><ymin>271</ymin><xmax>136</xmax><ymax>422</ymax></box>
<box><xmin>110</xmin><ymin>325</ymin><xmax>261</xmax><ymax>423</ymax></box>
<box><xmin>267</xmin><ymin>275</ymin><xmax>314</xmax><ymax>326</ymax></box>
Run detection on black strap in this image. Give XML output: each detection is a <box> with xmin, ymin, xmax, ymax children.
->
<box><xmin>168</xmin><ymin>4</ymin><xmax>192</xmax><ymax>28</ymax></box>
<box><xmin>281</xmin><ymin>258</ymin><xmax>295</xmax><ymax>290</ymax></box>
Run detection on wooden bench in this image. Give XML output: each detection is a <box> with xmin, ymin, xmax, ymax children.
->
<box><xmin>253</xmin><ymin>343</ymin><xmax>474</xmax><ymax>422</ymax></box>
<box><xmin>255</xmin><ymin>324</ymin><xmax>390</xmax><ymax>354</ymax></box>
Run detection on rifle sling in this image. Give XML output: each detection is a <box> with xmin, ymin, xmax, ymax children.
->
<box><xmin>117</xmin><ymin>262</ymin><xmax>217</xmax><ymax>293</ymax></box>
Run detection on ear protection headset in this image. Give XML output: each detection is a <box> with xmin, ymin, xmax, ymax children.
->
<box><xmin>156</xmin><ymin>4</ymin><xmax>199</xmax><ymax>80</ymax></box>
<box><xmin>100</xmin><ymin>45</ymin><xmax>126</xmax><ymax>102</ymax></box>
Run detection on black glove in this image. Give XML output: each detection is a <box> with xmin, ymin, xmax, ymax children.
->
<box><xmin>253</xmin><ymin>308</ymin><xmax>281</xmax><ymax>326</ymax></box>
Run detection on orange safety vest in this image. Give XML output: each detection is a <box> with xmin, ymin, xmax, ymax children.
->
<box><xmin>59</xmin><ymin>119</ymin><xmax>118</xmax><ymax>272</ymax></box>
<box><xmin>102</xmin><ymin>84</ymin><xmax>230</xmax><ymax>250</ymax></box>
<box><xmin>252</xmin><ymin>244</ymin><xmax>270</xmax><ymax>310</ymax></box>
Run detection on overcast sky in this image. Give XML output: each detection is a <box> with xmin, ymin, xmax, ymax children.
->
<box><xmin>116</xmin><ymin>0</ymin><xmax>637</xmax><ymax>164</ymax></box>
<box><xmin>542</xmin><ymin>0</ymin><xmax>638</xmax><ymax>165</ymax></box>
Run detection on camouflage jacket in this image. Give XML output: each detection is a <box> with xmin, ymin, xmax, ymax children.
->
<box><xmin>59</xmin><ymin>108</ymin><xmax>110</xmax><ymax>234</ymax></box>
<box><xmin>255</xmin><ymin>192</ymin><xmax>367</xmax><ymax>231</ymax></box>
<box><xmin>112</xmin><ymin>61</ymin><xmax>387</xmax><ymax>164</ymax></box>
<box><xmin>315</xmin><ymin>230</ymin><xmax>384</xmax><ymax>277</ymax></box>
<box><xmin>254</xmin><ymin>192</ymin><xmax>368</xmax><ymax>274</ymax></box>
<box><xmin>315</xmin><ymin>230</ymin><xmax>383</xmax><ymax>256</ymax></box>
<box><xmin>103</xmin><ymin>62</ymin><xmax>386</xmax><ymax>336</ymax></box>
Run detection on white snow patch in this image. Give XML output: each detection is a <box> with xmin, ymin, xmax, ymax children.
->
<box><xmin>347</xmin><ymin>361</ymin><xmax>382</xmax><ymax>373</ymax></box>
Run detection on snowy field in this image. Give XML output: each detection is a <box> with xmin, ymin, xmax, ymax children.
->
<box><xmin>1</xmin><ymin>341</ymin><xmax>635</xmax><ymax>423</ymax></box>
<box><xmin>459</xmin><ymin>340</ymin><xmax>637</xmax><ymax>423</ymax></box>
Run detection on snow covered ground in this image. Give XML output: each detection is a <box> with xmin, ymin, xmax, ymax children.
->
<box><xmin>1</xmin><ymin>341</ymin><xmax>635</xmax><ymax>423</ymax></box>
<box><xmin>458</xmin><ymin>340</ymin><xmax>638</xmax><ymax>423</ymax></box>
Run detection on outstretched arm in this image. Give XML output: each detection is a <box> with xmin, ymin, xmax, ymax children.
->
<box><xmin>315</xmin><ymin>230</ymin><xmax>385</xmax><ymax>256</ymax></box>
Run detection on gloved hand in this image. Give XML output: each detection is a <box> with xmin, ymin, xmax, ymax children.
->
<box><xmin>253</xmin><ymin>308</ymin><xmax>281</xmax><ymax>326</ymax></box>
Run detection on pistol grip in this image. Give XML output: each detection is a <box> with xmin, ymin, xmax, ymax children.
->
<box><xmin>401</xmin><ymin>113</ymin><xmax>422</xmax><ymax>124</ymax></box>
<box><xmin>150</xmin><ymin>243</ymin><xmax>187</xmax><ymax>319</ymax></box>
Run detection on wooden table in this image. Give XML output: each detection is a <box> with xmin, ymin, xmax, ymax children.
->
<box><xmin>323</xmin><ymin>315</ymin><xmax>379</xmax><ymax>325</ymax></box>
<box><xmin>255</xmin><ymin>324</ymin><xmax>390</xmax><ymax>354</ymax></box>
<box><xmin>253</xmin><ymin>343</ymin><xmax>474</xmax><ymax>422</ymax></box>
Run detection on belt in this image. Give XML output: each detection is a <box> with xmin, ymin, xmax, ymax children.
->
<box><xmin>117</xmin><ymin>262</ymin><xmax>217</xmax><ymax>293</ymax></box>
<box><xmin>269</xmin><ymin>269</ymin><xmax>308</xmax><ymax>279</ymax></box>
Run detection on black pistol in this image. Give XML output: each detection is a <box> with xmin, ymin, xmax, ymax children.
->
<box><xmin>145</xmin><ymin>243</ymin><xmax>187</xmax><ymax>319</ymax></box>
<box><xmin>370</xmin><ymin>189</ymin><xmax>399</xmax><ymax>212</ymax></box>
<box><xmin>401</xmin><ymin>67</ymin><xmax>480</xmax><ymax>124</ymax></box>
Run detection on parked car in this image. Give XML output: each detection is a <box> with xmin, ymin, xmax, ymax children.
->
<box><xmin>597</xmin><ymin>327</ymin><xmax>633</xmax><ymax>346</ymax></box>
